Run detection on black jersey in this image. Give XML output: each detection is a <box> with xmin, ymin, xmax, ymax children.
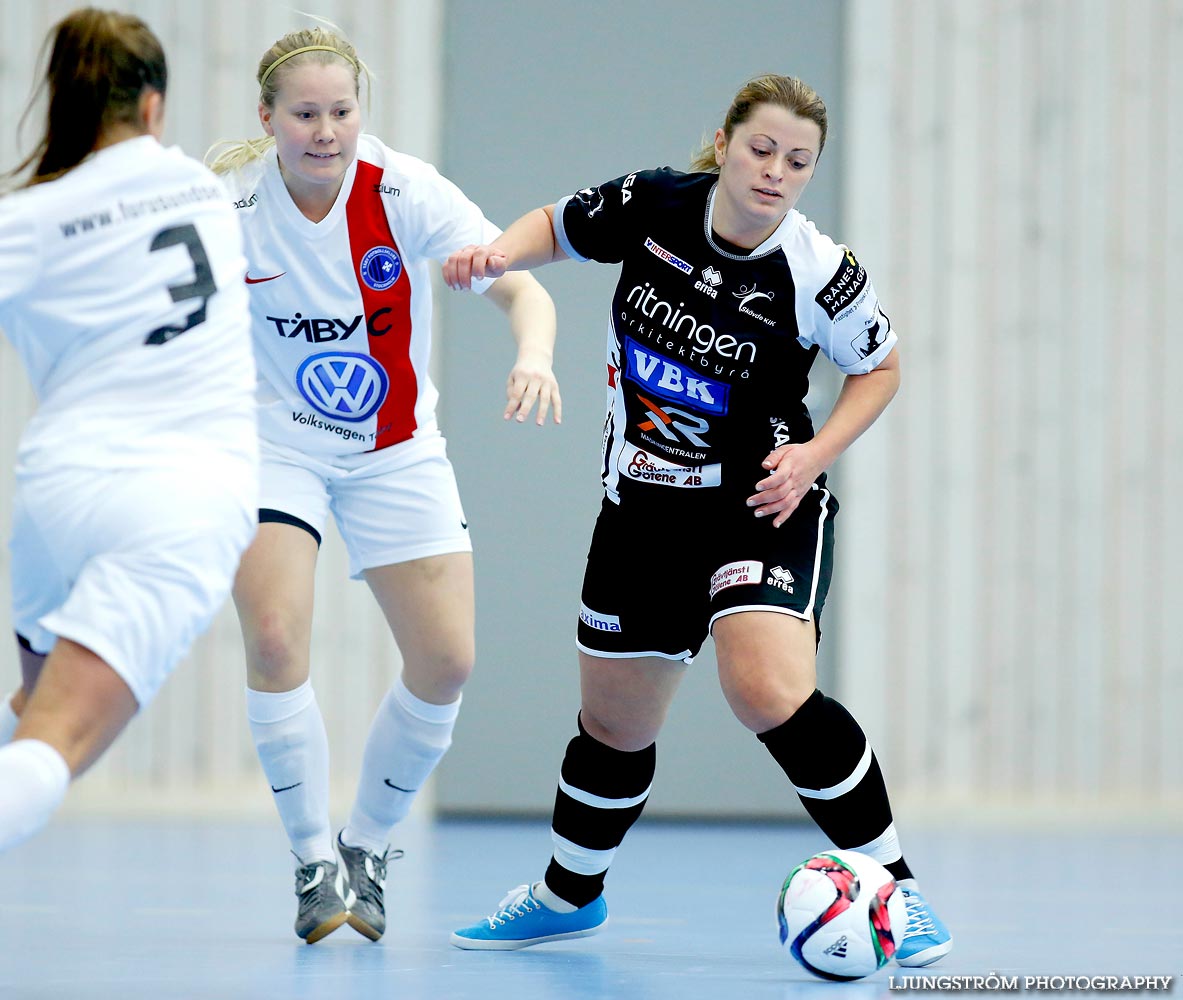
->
<box><xmin>555</xmin><ymin>168</ymin><xmax>896</xmax><ymax>507</ymax></box>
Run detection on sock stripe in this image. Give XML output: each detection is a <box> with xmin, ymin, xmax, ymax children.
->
<box><xmin>557</xmin><ymin>775</ymin><xmax>652</xmax><ymax>810</ymax></box>
<box><xmin>550</xmin><ymin>831</ymin><xmax>616</xmax><ymax>876</ymax></box>
<box><xmin>792</xmin><ymin>739</ymin><xmax>872</xmax><ymax>800</ymax></box>
<box><xmin>848</xmin><ymin>821</ymin><xmax>902</xmax><ymax>864</ymax></box>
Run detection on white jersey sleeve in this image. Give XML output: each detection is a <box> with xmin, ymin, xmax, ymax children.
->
<box><xmin>378</xmin><ymin>145</ymin><xmax>502</xmax><ymax>293</ymax></box>
<box><xmin>788</xmin><ymin>218</ymin><xmax>897</xmax><ymax>375</ymax></box>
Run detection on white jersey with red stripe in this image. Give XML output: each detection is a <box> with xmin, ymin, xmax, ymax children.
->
<box><xmin>223</xmin><ymin>135</ymin><xmax>498</xmax><ymax>457</ymax></box>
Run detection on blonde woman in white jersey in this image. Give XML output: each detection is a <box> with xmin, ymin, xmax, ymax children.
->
<box><xmin>0</xmin><ymin>9</ymin><xmax>258</xmax><ymax>854</ymax></box>
<box><xmin>207</xmin><ymin>27</ymin><xmax>560</xmax><ymax>943</ymax></box>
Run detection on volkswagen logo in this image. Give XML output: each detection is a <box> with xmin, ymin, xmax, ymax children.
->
<box><xmin>296</xmin><ymin>352</ymin><xmax>389</xmax><ymax>422</ymax></box>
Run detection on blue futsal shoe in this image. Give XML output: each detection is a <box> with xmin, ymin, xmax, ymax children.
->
<box><xmin>894</xmin><ymin>880</ymin><xmax>953</xmax><ymax>967</ymax></box>
<box><xmin>450</xmin><ymin>883</ymin><xmax>608</xmax><ymax>950</ymax></box>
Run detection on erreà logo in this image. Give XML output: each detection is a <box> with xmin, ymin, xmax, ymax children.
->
<box><xmin>296</xmin><ymin>352</ymin><xmax>389</xmax><ymax>422</ymax></box>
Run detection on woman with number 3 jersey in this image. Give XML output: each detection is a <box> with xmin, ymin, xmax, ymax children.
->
<box><xmin>444</xmin><ymin>74</ymin><xmax>952</xmax><ymax>966</ymax></box>
<box><xmin>207</xmin><ymin>26</ymin><xmax>559</xmax><ymax>944</ymax></box>
<box><xmin>0</xmin><ymin>11</ymin><xmax>258</xmax><ymax>854</ymax></box>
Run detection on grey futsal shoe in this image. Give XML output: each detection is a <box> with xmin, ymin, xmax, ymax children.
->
<box><xmin>293</xmin><ymin>858</ymin><xmax>349</xmax><ymax>944</ymax></box>
<box><xmin>337</xmin><ymin>830</ymin><xmax>403</xmax><ymax>941</ymax></box>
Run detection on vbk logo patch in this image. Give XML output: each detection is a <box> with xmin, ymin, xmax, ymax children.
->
<box><xmin>296</xmin><ymin>352</ymin><xmax>389</xmax><ymax>422</ymax></box>
<box><xmin>359</xmin><ymin>245</ymin><xmax>402</xmax><ymax>291</ymax></box>
<box><xmin>624</xmin><ymin>338</ymin><xmax>729</xmax><ymax>415</ymax></box>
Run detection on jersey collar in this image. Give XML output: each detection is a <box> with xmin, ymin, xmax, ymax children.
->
<box><xmin>262</xmin><ymin>145</ymin><xmax>359</xmax><ymax>239</ymax></box>
<box><xmin>703</xmin><ymin>181</ymin><xmax>799</xmax><ymax>260</ymax></box>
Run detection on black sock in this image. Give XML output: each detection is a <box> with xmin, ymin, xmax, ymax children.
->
<box><xmin>758</xmin><ymin>689</ymin><xmax>912</xmax><ymax>880</ymax></box>
<box><xmin>544</xmin><ymin>714</ymin><xmax>656</xmax><ymax>908</ymax></box>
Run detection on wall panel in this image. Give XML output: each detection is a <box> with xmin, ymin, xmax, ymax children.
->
<box><xmin>841</xmin><ymin>0</ymin><xmax>1182</xmax><ymax>816</ymax></box>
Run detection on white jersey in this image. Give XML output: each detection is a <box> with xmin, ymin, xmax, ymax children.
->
<box><xmin>0</xmin><ymin>135</ymin><xmax>257</xmax><ymax>470</ymax></box>
<box><xmin>222</xmin><ymin>134</ymin><xmax>499</xmax><ymax>458</ymax></box>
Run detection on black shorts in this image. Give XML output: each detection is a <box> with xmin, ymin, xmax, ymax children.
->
<box><xmin>577</xmin><ymin>484</ymin><xmax>839</xmax><ymax>661</ymax></box>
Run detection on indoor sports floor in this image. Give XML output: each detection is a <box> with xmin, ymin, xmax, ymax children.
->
<box><xmin>2</xmin><ymin>816</ymin><xmax>1178</xmax><ymax>999</ymax></box>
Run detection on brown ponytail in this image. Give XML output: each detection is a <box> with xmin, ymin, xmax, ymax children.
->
<box><xmin>8</xmin><ymin>8</ymin><xmax>167</xmax><ymax>187</ymax></box>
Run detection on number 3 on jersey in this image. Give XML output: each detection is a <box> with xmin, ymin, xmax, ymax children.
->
<box><xmin>144</xmin><ymin>223</ymin><xmax>217</xmax><ymax>346</ymax></box>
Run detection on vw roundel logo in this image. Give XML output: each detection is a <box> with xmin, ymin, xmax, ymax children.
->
<box><xmin>296</xmin><ymin>352</ymin><xmax>389</xmax><ymax>422</ymax></box>
<box><xmin>359</xmin><ymin>245</ymin><xmax>402</xmax><ymax>290</ymax></box>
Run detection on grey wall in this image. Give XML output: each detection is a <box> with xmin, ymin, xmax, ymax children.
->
<box><xmin>435</xmin><ymin>0</ymin><xmax>845</xmax><ymax>816</ymax></box>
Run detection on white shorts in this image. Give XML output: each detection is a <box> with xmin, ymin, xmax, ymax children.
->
<box><xmin>258</xmin><ymin>432</ymin><xmax>471</xmax><ymax>579</ymax></box>
<box><xmin>9</xmin><ymin>456</ymin><xmax>257</xmax><ymax>708</ymax></box>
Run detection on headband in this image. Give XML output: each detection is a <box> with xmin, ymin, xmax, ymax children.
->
<box><xmin>259</xmin><ymin>45</ymin><xmax>358</xmax><ymax>88</ymax></box>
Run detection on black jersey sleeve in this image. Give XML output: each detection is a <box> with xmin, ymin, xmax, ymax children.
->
<box><xmin>554</xmin><ymin>167</ymin><xmax>672</xmax><ymax>264</ymax></box>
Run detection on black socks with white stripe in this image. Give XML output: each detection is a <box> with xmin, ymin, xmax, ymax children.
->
<box><xmin>543</xmin><ymin>714</ymin><xmax>656</xmax><ymax>909</ymax></box>
<box><xmin>758</xmin><ymin>688</ymin><xmax>913</xmax><ymax>883</ymax></box>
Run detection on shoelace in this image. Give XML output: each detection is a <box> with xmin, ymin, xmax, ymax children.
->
<box><xmin>485</xmin><ymin>885</ymin><xmax>540</xmax><ymax>928</ymax></box>
<box><xmin>901</xmin><ymin>890</ymin><xmax>936</xmax><ymax>939</ymax></box>
<box><xmin>293</xmin><ymin>861</ymin><xmax>329</xmax><ymax>894</ymax></box>
<box><xmin>363</xmin><ymin>848</ymin><xmax>405</xmax><ymax>883</ymax></box>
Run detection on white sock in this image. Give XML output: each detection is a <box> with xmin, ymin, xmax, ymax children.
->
<box><xmin>342</xmin><ymin>675</ymin><xmax>460</xmax><ymax>854</ymax></box>
<box><xmin>246</xmin><ymin>681</ymin><xmax>334</xmax><ymax>865</ymax></box>
<box><xmin>0</xmin><ymin>691</ymin><xmax>20</xmax><ymax>746</ymax></box>
<box><xmin>849</xmin><ymin>822</ymin><xmax>902</xmax><ymax>867</ymax></box>
<box><xmin>533</xmin><ymin>880</ymin><xmax>578</xmax><ymax>913</ymax></box>
<box><xmin>0</xmin><ymin>739</ymin><xmax>71</xmax><ymax>853</ymax></box>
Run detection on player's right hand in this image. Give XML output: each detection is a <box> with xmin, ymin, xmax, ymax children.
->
<box><xmin>444</xmin><ymin>244</ymin><xmax>509</xmax><ymax>290</ymax></box>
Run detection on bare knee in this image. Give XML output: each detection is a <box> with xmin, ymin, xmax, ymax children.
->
<box><xmin>714</xmin><ymin>613</ymin><xmax>818</xmax><ymax>733</ymax></box>
<box><xmin>402</xmin><ymin>638</ymin><xmax>474</xmax><ymax>704</ymax></box>
<box><xmin>243</xmin><ymin>611</ymin><xmax>309</xmax><ymax>690</ymax></box>
<box><xmin>579</xmin><ymin>708</ymin><xmax>659</xmax><ymax>753</ymax></box>
<box><xmin>725</xmin><ymin>675</ymin><xmax>815</xmax><ymax>733</ymax></box>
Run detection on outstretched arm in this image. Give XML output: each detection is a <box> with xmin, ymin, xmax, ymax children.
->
<box><xmin>444</xmin><ymin>205</ymin><xmax>568</xmax><ymax>289</ymax></box>
<box><xmin>483</xmin><ymin>270</ymin><xmax>561</xmax><ymax>425</ymax></box>
<box><xmin>748</xmin><ymin>347</ymin><xmax>901</xmax><ymax>527</ymax></box>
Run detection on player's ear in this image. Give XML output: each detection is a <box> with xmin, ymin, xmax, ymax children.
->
<box><xmin>259</xmin><ymin>102</ymin><xmax>274</xmax><ymax>136</ymax></box>
<box><xmin>139</xmin><ymin>88</ymin><xmax>165</xmax><ymax>139</ymax></box>
<box><xmin>713</xmin><ymin>128</ymin><xmax>727</xmax><ymax>167</ymax></box>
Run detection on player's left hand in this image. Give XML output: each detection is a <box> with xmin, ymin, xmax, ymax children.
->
<box><xmin>505</xmin><ymin>349</ymin><xmax>562</xmax><ymax>425</ymax></box>
<box><xmin>747</xmin><ymin>443</ymin><xmax>825</xmax><ymax>527</ymax></box>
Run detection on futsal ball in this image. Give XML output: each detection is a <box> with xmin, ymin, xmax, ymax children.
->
<box><xmin>777</xmin><ymin>849</ymin><xmax>906</xmax><ymax>981</ymax></box>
